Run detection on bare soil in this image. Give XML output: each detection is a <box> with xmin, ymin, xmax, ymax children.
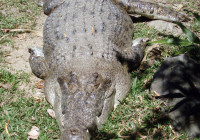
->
<box><xmin>1</xmin><ymin>13</ymin><xmax>47</xmax><ymax>98</ymax></box>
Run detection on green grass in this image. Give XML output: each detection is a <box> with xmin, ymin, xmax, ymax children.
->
<box><xmin>0</xmin><ymin>69</ymin><xmax>60</xmax><ymax>139</ymax></box>
<box><xmin>0</xmin><ymin>0</ymin><xmax>41</xmax><ymax>30</ymax></box>
<box><xmin>97</xmin><ymin>62</ymin><xmax>191</xmax><ymax>139</ymax></box>
<box><xmin>0</xmin><ymin>0</ymin><xmax>200</xmax><ymax>139</ymax></box>
<box><xmin>0</xmin><ymin>0</ymin><xmax>60</xmax><ymax>139</ymax></box>
<box><xmin>133</xmin><ymin>23</ymin><xmax>159</xmax><ymax>40</ymax></box>
<box><xmin>166</xmin><ymin>0</ymin><xmax>200</xmax><ymax>11</ymax></box>
<box><xmin>0</xmin><ymin>0</ymin><xmax>42</xmax><ymax>45</ymax></box>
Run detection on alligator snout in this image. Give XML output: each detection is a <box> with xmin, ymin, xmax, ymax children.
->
<box><xmin>61</xmin><ymin>128</ymin><xmax>90</xmax><ymax>140</ymax></box>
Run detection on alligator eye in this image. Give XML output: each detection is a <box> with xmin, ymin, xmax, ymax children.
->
<box><xmin>68</xmin><ymin>84</ymin><xmax>78</xmax><ymax>94</ymax></box>
<box><xmin>88</xmin><ymin>73</ymin><xmax>103</xmax><ymax>85</ymax></box>
<box><xmin>69</xmin><ymin>71</ymin><xmax>78</xmax><ymax>84</ymax></box>
<box><xmin>86</xmin><ymin>84</ymin><xmax>95</xmax><ymax>93</ymax></box>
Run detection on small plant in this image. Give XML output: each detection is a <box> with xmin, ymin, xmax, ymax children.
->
<box><xmin>149</xmin><ymin>13</ymin><xmax>200</xmax><ymax>56</ymax></box>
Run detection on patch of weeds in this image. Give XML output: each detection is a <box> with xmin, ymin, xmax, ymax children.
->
<box><xmin>133</xmin><ymin>23</ymin><xmax>159</xmax><ymax>40</ymax></box>
<box><xmin>0</xmin><ymin>0</ymin><xmax>41</xmax><ymax>29</ymax></box>
<box><xmin>16</xmin><ymin>71</ymin><xmax>30</xmax><ymax>84</ymax></box>
<box><xmin>149</xmin><ymin>15</ymin><xmax>200</xmax><ymax>59</ymax></box>
<box><xmin>0</xmin><ymin>0</ymin><xmax>42</xmax><ymax>44</ymax></box>
<box><xmin>0</xmin><ymin>68</ymin><xmax>59</xmax><ymax>139</ymax></box>
<box><xmin>166</xmin><ymin>0</ymin><xmax>200</xmax><ymax>11</ymax></box>
<box><xmin>191</xmin><ymin>13</ymin><xmax>200</xmax><ymax>34</ymax></box>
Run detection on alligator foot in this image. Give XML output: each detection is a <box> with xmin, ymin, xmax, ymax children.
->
<box><xmin>28</xmin><ymin>47</ymin><xmax>48</xmax><ymax>79</ymax></box>
<box><xmin>117</xmin><ymin>38</ymin><xmax>148</xmax><ymax>72</ymax></box>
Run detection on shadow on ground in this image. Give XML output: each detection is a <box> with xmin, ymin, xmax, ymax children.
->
<box><xmin>151</xmin><ymin>54</ymin><xmax>200</xmax><ymax>138</ymax></box>
<box><xmin>95</xmin><ymin>113</ymin><xmax>170</xmax><ymax>140</ymax></box>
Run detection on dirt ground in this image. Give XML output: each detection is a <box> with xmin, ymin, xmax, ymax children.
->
<box><xmin>1</xmin><ymin>13</ymin><xmax>47</xmax><ymax>98</ymax></box>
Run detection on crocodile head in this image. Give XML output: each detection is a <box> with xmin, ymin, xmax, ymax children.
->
<box><xmin>57</xmin><ymin>71</ymin><xmax>112</xmax><ymax>139</ymax></box>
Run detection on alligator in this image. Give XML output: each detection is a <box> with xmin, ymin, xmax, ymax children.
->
<box><xmin>29</xmin><ymin>0</ymin><xmax>188</xmax><ymax>139</ymax></box>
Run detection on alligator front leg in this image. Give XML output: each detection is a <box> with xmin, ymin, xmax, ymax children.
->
<box><xmin>114</xmin><ymin>0</ymin><xmax>189</xmax><ymax>22</ymax></box>
<box><xmin>29</xmin><ymin>47</ymin><xmax>48</xmax><ymax>79</ymax></box>
<box><xmin>116</xmin><ymin>38</ymin><xmax>148</xmax><ymax>72</ymax></box>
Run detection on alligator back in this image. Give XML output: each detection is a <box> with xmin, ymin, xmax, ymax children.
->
<box><xmin>43</xmin><ymin>0</ymin><xmax>133</xmax><ymax>70</ymax></box>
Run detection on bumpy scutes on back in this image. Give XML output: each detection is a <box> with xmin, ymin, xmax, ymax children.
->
<box><xmin>43</xmin><ymin>0</ymin><xmax>134</xmax><ymax>70</ymax></box>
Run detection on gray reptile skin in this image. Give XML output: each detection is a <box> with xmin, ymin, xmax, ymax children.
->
<box><xmin>29</xmin><ymin>0</ymin><xmax>188</xmax><ymax>139</ymax></box>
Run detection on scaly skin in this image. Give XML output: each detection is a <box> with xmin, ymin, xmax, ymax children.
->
<box><xmin>29</xmin><ymin>0</ymin><xmax>188</xmax><ymax>139</ymax></box>
<box><xmin>114</xmin><ymin>0</ymin><xmax>189</xmax><ymax>22</ymax></box>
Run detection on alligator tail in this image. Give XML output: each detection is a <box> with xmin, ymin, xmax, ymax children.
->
<box><xmin>114</xmin><ymin>0</ymin><xmax>189</xmax><ymax>22</ymax></box>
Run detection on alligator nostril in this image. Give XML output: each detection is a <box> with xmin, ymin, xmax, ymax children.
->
<box><xmin>70</xmin><ymin>128</ymin><xmax>80</xmax><ymax>135</ymax></box>
<box><xmin>28</xmin><ymin>48</ymin><xmax>33</xmax><ymax>54</ymax></box>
